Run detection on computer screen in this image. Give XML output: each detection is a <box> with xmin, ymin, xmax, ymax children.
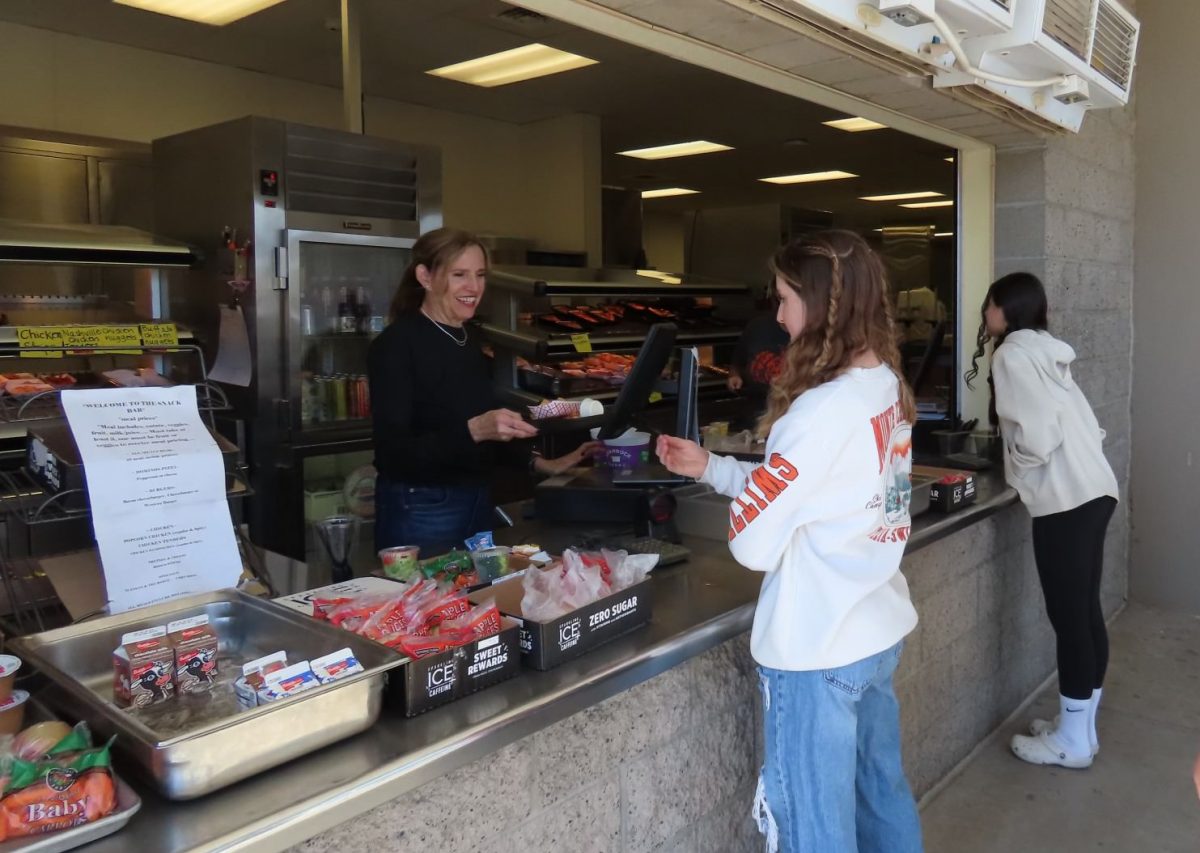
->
<box><xmin>596</xmin><ymin>322</ymin><xmax>678</xmax><ymax>440</ymax></box>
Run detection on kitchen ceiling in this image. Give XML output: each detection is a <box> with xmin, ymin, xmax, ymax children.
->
<box><xmin>0</xmin><ymin>0</ymin><xmax>956</xmax><ymax>229</ymax></box>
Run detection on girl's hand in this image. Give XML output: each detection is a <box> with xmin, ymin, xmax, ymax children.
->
<box><xmin>534</xmin><ymin>441</ymin><xmax>601</xmax><ymax>476</ymax></box>
<box><xmin>656</xmin><ymin>435</ymin><xmax>709</xmax><ymax>479</ymax></box>
<box><xmin>727</xmin><ymin>372</ymin><xmax>744</xmax><ymax>392</ymax></box>
<box><xmin>468</xmin><ymin>408</ymin><xmax>538</xmax><ymax>443</ymax></box>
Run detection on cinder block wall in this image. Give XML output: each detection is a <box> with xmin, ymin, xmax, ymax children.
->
<box><xmin>993</xmin><ymin>102</ymin><xmax>1137</xmax><ymax>619</ymax></box>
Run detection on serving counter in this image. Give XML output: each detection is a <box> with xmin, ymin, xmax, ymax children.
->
<box><xmin>86</xmin><ymin>473</ymin><xmax>1028</xmax><ymax>853</ymax></box>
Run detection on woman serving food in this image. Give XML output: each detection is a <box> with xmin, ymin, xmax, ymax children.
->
<box><xmin>368</xmin><ymin>227</ymin><xmax>595</xmax><ymax>555</ymax></box>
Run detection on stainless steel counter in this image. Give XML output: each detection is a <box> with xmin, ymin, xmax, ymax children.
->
<box><xmin>87</xmin><ymin>474</ymin><xmax>1017</xmax><ymax>853</ymax></box>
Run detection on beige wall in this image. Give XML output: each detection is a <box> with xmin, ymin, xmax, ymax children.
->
<box><xmin>0</xmin><ymin>21</ymin><xmax>600</xmax><ymax>258</ymax></box>
<box><xmin>1131</xmin><ymin>0</ymin><xmax>1200</xmax><ymax>612</ymax></box>
<box><xmin>642</xmin><ymin>211</ymin><xmax>686</xmax><ymax>273</ymax></box>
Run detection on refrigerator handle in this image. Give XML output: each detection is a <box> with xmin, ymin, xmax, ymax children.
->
<box><xmin>273</xmin><ymin>247</ymin><xmax>289</xmax><ymax>290</ymax></box>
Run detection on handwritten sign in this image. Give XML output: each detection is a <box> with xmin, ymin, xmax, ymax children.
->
<box><xmin>15</xmin><ymin>324</ymin><xmax>179</xmax><ymax>357</ymax></box>
<box><xmin>139</xmin><ymin>323</ymin><xmax>179</xmax><ymax>347</ymax></box>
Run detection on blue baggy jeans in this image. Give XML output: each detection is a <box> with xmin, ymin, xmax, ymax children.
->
<box><xmin>755</xmin><ymin>641</ymin><xmax>923</xmax><ymax>853</ymax></box>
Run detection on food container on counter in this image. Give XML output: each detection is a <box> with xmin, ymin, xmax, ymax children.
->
<box><xmin>469</xmin><ymin>547</ymin><xmax>532</xmax><ymax>585</ymax></box>
<box><xmin>931</xmin><ymin>429</ymin><xmax>971</xmax><ymax>457</ymax></box>
<box><xmin>600</xmin><ymin>430</ymin><xmax>651</xmax><ymax>470</ymax></box>
<box><xmin>0</xmin><ymin>689</ymin><xmax>30</xmax><ymax>734</ymax></box>
<box><xmin>0</xmin><ymin>654</ymin><xmax>21</xmax><ymax>701</ymax></box>
<box><xmin>971</xmin><ymin>431</ymin><xmax>1003</xmax><ymax>462</ymax></box>
<box><xmin>11</xmin><ymin>589</ymin><xmax>406</xmax><ymax>800</ymax></box>
<box><xmin>379</xmin><ymin>544</ymin><xmax>420</xmax><ymax>580</ymax></box>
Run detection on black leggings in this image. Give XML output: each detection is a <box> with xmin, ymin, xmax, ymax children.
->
<box><xmin>1031</xmin><ymin>496</ymin><xmax>1117</xmax><ymax>701</ymax></box>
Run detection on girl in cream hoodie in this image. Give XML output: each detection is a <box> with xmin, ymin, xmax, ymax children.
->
<box><xmin>658</xmin><ymin>231</ymin><xmax>922</xmax><ymax>853</ymax></box>
<box><xmin>967</xmin><ymin>272</ymin><xmax>1119</xmax><ymax>769</ymax></box>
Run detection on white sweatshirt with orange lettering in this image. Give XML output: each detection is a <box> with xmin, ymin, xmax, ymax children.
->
<box><xmin>700</xmin><ymin>365</ymin><xmax>919</xmax><ymax>671</ymax></box>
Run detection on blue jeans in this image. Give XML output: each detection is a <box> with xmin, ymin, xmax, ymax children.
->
<box><xmin>374</xmin><ymin>476</ymin><xmax>493</xmax><ymax>555</ymax></box>
<box><xmin>755</xmin><ymin>641</ymin><xmax>922</xmax><ymax>853</ymax></box>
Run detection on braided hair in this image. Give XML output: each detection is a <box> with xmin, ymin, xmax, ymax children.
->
<box><xmin>759</xmin><ymin>230</ymin><xmax>916</xmax><ymax>438</ymax></box>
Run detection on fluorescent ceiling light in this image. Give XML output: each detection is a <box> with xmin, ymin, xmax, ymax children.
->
<box><xmin>823</xmin><ymin>117</ymin><xmax>888</xmax><ymax>132</ymax></box>
<box><xmin>900</xmin><ymin>199</ymin><xmax>955</xmax><ymax>209</ymax></box>
<box><xmin>934</xmin><ymin>231</ymin><xmax>955</xmax><ymax>237</ymax></box>
<box><xmin>112</xmin><ymin>0</ymin><xmax>287</xmax><ymax>25</ymax></box>
<box><xmin>641</xmin><ymin>188</ymin><xmax>700</xmax><ymax>199</ymax></box>
<box><xmin>860</xmin><ymin>191</ymin><xmax>944</xmax><ymax>202</ymax></box>
<box><xmin>877</xmin><ymin>226</ymin><xmax>934</xmax><ymax>233</ymax></box>
<box><xmin>427</xmin><ymin>43</ymin><xmax>597</xmax><ymax>88</ymax></box>
<box><xmin>759</xmin><ymin>170</ymin><xmax>857</xmax><ymax>185</ymax></box>
<box><xmin>619</xmin><ymin>141</ymin><xmax>732</xmax><ymax>160</ymax></box>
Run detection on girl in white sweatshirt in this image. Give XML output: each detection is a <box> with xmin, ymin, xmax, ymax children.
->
<box><xmin>967</xmin><ymin>272</ymin><xmax>1119</xmax><ymax>769</ymax></box>
<box><xmin>658</xmin><ymin>231</ymin><xmax>922</xmax><ymax>853</ymax></box>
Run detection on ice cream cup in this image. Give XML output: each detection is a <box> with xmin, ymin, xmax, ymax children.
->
<box><xmin>0</xmin><ymin>689</ymin><xmax>29</xmax><ymax>735</ymax></box>
<box><xmin>0</xmin><ymin>655</ymin><xmax>21</xmax><ymax>702</ymax></box>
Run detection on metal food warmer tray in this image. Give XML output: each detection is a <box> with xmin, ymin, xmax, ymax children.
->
<box><xmin>11</xmin><ymin>589</ymin><xmax>406</xmax><ymax>800</ymax></box>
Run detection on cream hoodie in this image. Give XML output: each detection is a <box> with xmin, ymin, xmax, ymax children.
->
<box><xmin>992</xmin><ymin>329</ymin><xmax>1119</xmax><ymax>517</ymax></box>
<box><xmin>701</xmin><ymin>365</ymin><xmax>918</xmax><ymax>671</ymax></box>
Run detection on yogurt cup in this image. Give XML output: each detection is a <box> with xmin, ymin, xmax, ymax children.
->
<box><xmin>0</xmin><ymin>655</ymin><xmax>21</xmax><ymax>702</ymax></box>
<box><xmin>0</xmin><ymin>689</ymin><xmax>29</xmax><ymax>735</ymax></box>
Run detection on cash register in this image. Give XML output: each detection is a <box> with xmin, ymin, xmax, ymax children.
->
<box><xmin>533</xmin><ymin>323</ymin><xmax>700</xmax><ymax>562</ymax></box>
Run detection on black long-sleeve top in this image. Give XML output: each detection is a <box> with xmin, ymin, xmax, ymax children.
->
<box><xmin>368</xmin><ymin>311</ymin><xmax>531</xmax><ymax>487</ymax></box>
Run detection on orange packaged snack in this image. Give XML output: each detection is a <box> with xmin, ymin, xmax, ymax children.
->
<box><xmin>0</xmin><ymin>724</ymin><xmax>117</xmax><ymax>841</ymax></box>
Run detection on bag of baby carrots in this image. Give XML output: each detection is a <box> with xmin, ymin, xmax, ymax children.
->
<box><xmin>0</xmin><ymin>724</ymin><xmax>117</xmax><ymax>840</ymax></box>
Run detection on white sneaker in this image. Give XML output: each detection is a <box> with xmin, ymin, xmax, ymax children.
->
<box><xmin>1011</xmin><ymin>731</ymin><xmax>1093</xmax><ymax>769</ymax></box>
<box><xmin>1030</xmin><ymin>717</ymin><xmax>1099</xmax><ymax>756</ymax></box>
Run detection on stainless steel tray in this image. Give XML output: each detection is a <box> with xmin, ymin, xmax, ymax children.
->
<box><xmin>12</xmin><ymin>590</ymin><xmax>406</xmax><ymax>800</ymax></box>
<box><xmin>0</xmin><ymin>773</ymin><xmax>141</xmax><ymax>853</ymax></box>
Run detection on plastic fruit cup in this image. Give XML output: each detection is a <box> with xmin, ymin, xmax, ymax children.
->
<box><xmin>0</xmin><ymin>689</ymin><xmax>29</xmax><ymax>736</ymax></box>
<box><xmin>379</xmin><ymin>545</ymin><xmax>420</xmax><ymax>580</ymax></box>
<box><xmin>0</xmin><ymin>655</ymin><xmax>21</xmax><ymax>702</ymax></box>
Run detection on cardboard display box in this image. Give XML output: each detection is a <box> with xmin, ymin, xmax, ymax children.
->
<box><xmin>472</xmin><ymin>570</ymin><xmax>653</xmax><ymax>671</ymax></box>
<box><xmin>276</xmin><ymin>577</ymin><xmax>521</xmax><ymax>717</ymax></box>
<box><xmin>914</xmin><ymin>465</ymin><xmax>977</xmax><ymax>513</ymax></box>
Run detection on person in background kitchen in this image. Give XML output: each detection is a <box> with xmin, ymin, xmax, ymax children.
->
<box><xmin>727</xmin><ymin>283</ymin><xmax>789</xmax><ymax>424</ymax></box>
<box><xmin>966</xmin><ymin>272</ymin><xmax>1119</xmax><ymax>770</ymax></box>
<box><xmin>369</xmin><ymin>227</ymin><xmax>596</xmax><ymax>555</ymax></box>
<box><xmin>657</xmin><ymin>231</ymin><xmax>923</xmax><ymax>853</ymax></box>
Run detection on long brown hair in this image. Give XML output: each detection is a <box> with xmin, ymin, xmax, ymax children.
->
<box><xmin>759</xmin><ymin>230</ymin><xmax>916</xmax><ymax>437</ymax></box>
<box><xmin>387</xmin><ymin>227</ymin><xmax>490</xmax><ymax>323</ymax></box>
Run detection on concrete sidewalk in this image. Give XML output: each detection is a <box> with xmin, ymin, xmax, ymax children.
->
<box><xmin>921</xmin><ymin>603</ymin><xmax>1200</xmax><ymax>852</ymax></box>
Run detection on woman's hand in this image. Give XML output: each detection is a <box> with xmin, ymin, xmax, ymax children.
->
<box><xmin>534</xmin><ymin>441</ymin><xmax>601</xmax><ymax>476</ymax></box>
<box><xmin>656</xmin><ymin>435</ymin><xmax>709</xmax><ymax>479</ymax></box>
<box><xmin>468</xmin><ymin>408</ymin><xmax>538</xmax><ymax>443</ymax></box>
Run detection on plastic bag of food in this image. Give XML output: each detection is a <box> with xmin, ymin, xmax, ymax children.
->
<box><xmin>558</xmin><ymin>550</ymin><xmax>611</xmax><ymax>611</ymax></box>
<box><xmin>0</xmin><ymin>723</ymin><xmax>117</xmax><ymax>841</ymax></box>
<box><xmin>601</xmin><ymin>549</ymin><xmax>659</xmax><ymax>591</ymax></box>
<box><xmin>439</xmin><ymin>601</ymin><xmax>502</xmax><ymax>644</ymax></box>
<box><xmin>520</xmin><ymin>565</ymin><xmax>564</xmax><ymax>622</ymax></box>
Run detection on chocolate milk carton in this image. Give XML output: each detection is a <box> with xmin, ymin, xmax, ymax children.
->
<box><xmin>113</xmin><ymin>626</ymin><xmax>174</xmax><ymax>708</ymax></box>
<box><xmin>168</xmin><ymin>614</ymin><xmax>219</xmax><ymax>694</ymax></box>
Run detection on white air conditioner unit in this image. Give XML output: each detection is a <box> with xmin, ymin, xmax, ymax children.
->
<box><xmin>940</xmin><ymin>0</ymin><xmax>1139</xmax><ymax>110</ymax></box>
<box><xmin>767</xmin><ymin>0</ymin><xmax>1137</xmax><ymax>131</ymax></box>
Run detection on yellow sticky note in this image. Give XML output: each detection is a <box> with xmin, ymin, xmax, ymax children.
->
<box><xmin>140</xmin><ymin>323</ymin><xmax>179</xmax><ymax>347</ymax></box>
<box><xmin>16</xmin><ymin>326</ymin><xmax>66</xmax><ymax>359</ymax></box>
<box><xmin>570</xmin><ymin>333</ymin><xmax>592</xmax><ymax>353</ymax></box>
<box><xmin>648</xmin><ymin>391</ymin><xmax>663</xmax><ymax>404</ymax></box>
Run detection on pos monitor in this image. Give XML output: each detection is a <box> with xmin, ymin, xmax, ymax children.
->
<box><xmin>596</xmin><ymin>323</ymin><xmax>678</xmax><ymax>440</ymax></box>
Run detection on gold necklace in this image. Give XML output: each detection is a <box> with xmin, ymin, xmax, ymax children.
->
<box><xmin>421</xmin><ymin>307</ymin><xmax>467</xmax><ymax>347</ymax></box>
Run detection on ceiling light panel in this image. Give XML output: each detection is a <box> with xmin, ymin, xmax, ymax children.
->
<box><xmin>759</xmin><ymin>170</ymin><xmax>857</xmax><ymax>185</ymax></box>
<box><xmin>860</xmin><ymin>191</ymin><xmax>944</xmax><ymax>202</ymax></box>
<box><xmin>900</xmin><ymin>200</ymin><xmax>955</xmax><ymax>208</ymax></box>
<box><xmin>823</xmin><ymin>117</ymin><xmax>888</xmax><ymax>132</ymax></box>
<box><xmin>618</xmin><ymin>141</ymin><xmax>732</xmax><ymax>160</ymax></box>
<box><xmin>112</xmin><ymin>0</ymin><xmax>287</xmax><ymax>25</ymax></box>
<box><xmin>427</xmin><ymin>43</ymin><xmax>597</xmax><ymax>88</ymax></box>
<box><xmin>641</xmin><ymin>188</ymin><xmax>700</xmax><ymax>199</ymax></box>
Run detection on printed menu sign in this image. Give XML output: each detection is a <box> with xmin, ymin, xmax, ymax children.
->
<box><xmin>60</xmin><ymin>386</ymin><xmax>242</xmax><ymax>613</ymax></box>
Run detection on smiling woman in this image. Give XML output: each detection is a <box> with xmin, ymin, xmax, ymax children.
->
<box><xmin>369</xmin><ymin>228</ymin><xmax>596</xmax><ymax>554</ymax></box>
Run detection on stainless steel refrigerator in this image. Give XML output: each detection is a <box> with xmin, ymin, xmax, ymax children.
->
<box><xmin>153</xmin><ymin>117</ymin><xmax>441</xmax><ymax>565</ymax></box>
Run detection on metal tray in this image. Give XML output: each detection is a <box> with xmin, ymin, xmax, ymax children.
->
<box><xmin>11</xmin><ymin>589</ymin><xmax>406</xmax><ymax>800</ymax></box>
<box><xmin>0</xmin><ymin>773</ymin><xmax>141</xmax><ymax>853</ymax></box>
